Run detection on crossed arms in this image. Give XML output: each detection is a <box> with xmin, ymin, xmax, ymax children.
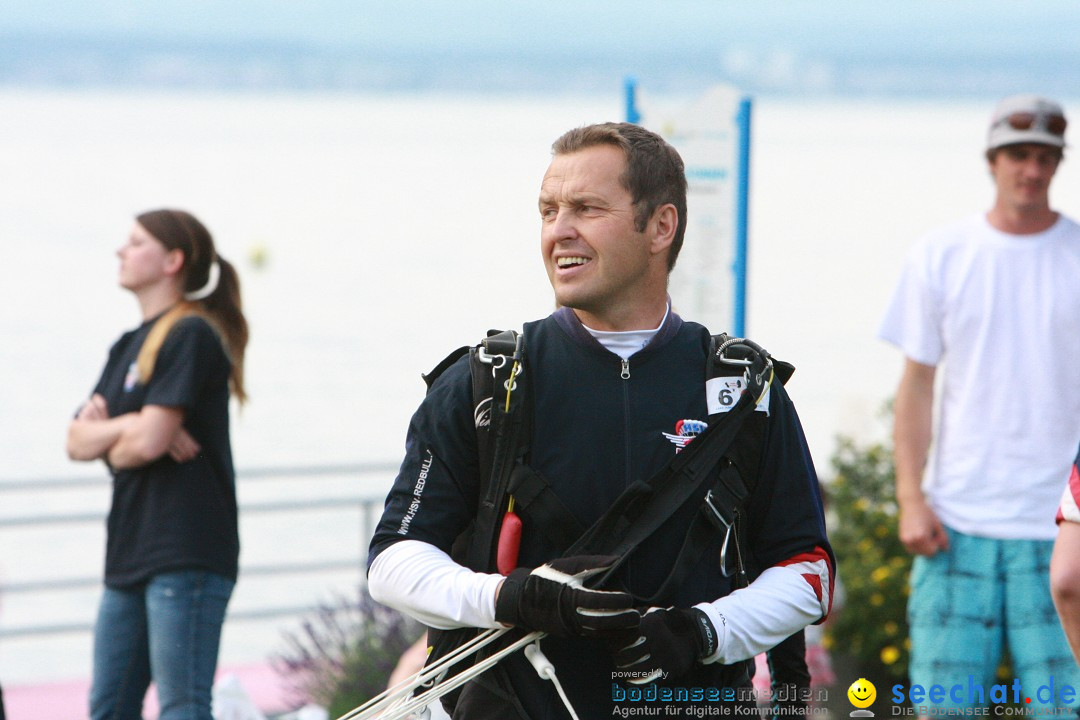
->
<box><xmin>66</xmin><ymin>393</ymin><xmax>200</xmax><ymax>469</ymax></box>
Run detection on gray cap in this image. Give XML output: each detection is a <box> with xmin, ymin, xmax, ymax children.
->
<box><xmin>987</xmin><ymin>94</ymin><xmax>1067</xmax><ymax>150</ymax></box>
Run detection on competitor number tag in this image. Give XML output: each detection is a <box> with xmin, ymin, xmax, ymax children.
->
<box><xmin>706</xmin><ymin>376</ymin><xmax>770</xmax><ymax>416</ymax></box>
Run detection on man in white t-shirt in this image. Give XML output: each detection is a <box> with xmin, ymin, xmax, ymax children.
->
<box><xmin>880</xmin><ymin>94</ymin><xmax>1080</xmax><ymax>708</ymax></box>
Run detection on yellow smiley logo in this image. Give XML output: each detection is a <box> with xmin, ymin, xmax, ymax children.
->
<box><xmin>847</xmin><ymin>678</ymin><xmax>877</xmax><ymax>709</ymax></box>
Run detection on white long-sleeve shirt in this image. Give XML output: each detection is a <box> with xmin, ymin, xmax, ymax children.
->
<box><xmin>368</xmin><ymin>538</ymin><xmax>828</xmax><ymax>665</ymax></box>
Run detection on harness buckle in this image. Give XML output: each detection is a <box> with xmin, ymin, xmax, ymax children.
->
<box><xmin>704</xmin><ymin>489</ymin><xmax>734</xmax><ymax>530</ymax></box>
<box><xmin>478</xmin><ymin>331</ymin><xmax>524</xmax><ymax>369</ymax></box>
<box><xmin>478</xmin><ymin>331</ymin><xmax>526</xmax><ymax>411</ymax></box>
<box><xmin>704</xmin><ymin>489</ymin><xmax>739</xmax><ymax>578</ymax></box>
<box><xmin>477</xmin><ymin>347</ymin><xmax>507</xmax><ymax>368</ymax></box>
<box><xmin>715</xmin><ymin>337</ymin><xmax>775</xmax><ymax>406</ymax></box>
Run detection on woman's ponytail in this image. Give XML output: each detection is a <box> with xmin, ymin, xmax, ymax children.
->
<box><xmin>198</xmin><ymin>255</ymin><xmax>248</xmax><ymax>403</ymax></box>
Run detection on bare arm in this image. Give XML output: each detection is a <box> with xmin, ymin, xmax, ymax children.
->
<box><xmin>167</xmin><ymin>426</ymin><xmax>202</xmax><ymax>463</ymax></box>
<box><xmin>893</xmin><ymin>358</ymin><xmax>949</xmax><ymax>555</ymax></box>
<box><xmin>67</xmin><ymin>394</ymin><xmax>137</xmax><ymax>461</ymax></box>
<box><xmin>1051</xmin><ymin>521</ymin><xmax>1080</xmax><ymax>666</ymax></box>
<box><xmin>68</xmin><ymin>393</ymin><xmax>201</xmax><ymax>468</ymax></box>
<box><xmin>106</xmin><ymin>405</ymin><xmax>189</xmax><ymax>470</ymax></box>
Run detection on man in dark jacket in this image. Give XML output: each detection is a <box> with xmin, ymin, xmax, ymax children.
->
<box><xmin>368</xmin><ymin>122</ymin><xmax>833</xmax><ymax>719</ymax></box>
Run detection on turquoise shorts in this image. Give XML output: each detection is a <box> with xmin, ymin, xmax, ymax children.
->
<box><xmin>907</xmin><ymin>528</ymin><xmax>1079</xmax><ymax>709</ymax></box>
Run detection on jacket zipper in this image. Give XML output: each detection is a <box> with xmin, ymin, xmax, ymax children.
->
<box><xmin>621</xmin><ymin>355</ymin><xmax>632</xmax><ymax>590</ymax></box>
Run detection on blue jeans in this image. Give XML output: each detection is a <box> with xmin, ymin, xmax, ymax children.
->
<box><xmin>89</xmin><ymin>571</ymin><xmax>234</xmax><ymax>720</ymax></box>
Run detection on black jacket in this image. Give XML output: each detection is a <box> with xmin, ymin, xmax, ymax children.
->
<box><xmin>369</xmin><ymin>308</ymin><xmax>831</xmax><ymax>718</ymax></box>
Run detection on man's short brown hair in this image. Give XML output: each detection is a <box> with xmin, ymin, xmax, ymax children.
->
<box><xmin>552</xmin><ymin>122</ymin><xmax>688</xmax><ymax>271</ymax></box>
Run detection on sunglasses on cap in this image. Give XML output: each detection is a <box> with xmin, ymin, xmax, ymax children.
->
<box><xmin>995</xmin><ymin>111</ymin><xmax>1068</xmax><ymax>136</ymax></box>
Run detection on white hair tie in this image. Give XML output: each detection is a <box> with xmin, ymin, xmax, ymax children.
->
<box><xmin>184</xmin><ymin>260</ymin><xmax>221</xmax><ymax>301</ymax></box>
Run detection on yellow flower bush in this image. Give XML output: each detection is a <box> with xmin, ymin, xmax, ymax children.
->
<box><xmin>881</xmin><ymin>646</ymin><xmax>901</xmax><ymax>666</ymax></box>
<box><xmin>824</xmin><ymin>433</ymin><xmax>912</xmax><ymax>681</ymax></box>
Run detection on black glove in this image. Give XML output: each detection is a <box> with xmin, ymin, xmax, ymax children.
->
<box><xmin>494</xmin><ymin>555</ymin><xmax>640</xmax><ymax>637</ymax></box>
<box><xmin>611</xmin><ymin>607</ymin><xmax>718</xmax><ymax>684</ymax></box>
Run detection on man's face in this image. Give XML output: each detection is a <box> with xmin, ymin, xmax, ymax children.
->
<box><xmin>539</xmin><ymin>144</ymin><xmax>658</xmax><ymax>330</ymax></box>
<box><xmin>990</xmin><ymin>143</ymin><xmax>1061</xmax><ymax>212</ymax></box>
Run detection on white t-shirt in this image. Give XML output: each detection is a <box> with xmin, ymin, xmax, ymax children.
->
<box><xmin>580</xmin><ymin>303</ymin><xmax>668</xmax><ymax>360</ymax></box>
<box><xmin>879</xmin><ymin>213</ymin><xmax>1080</xmax><ymax>540</ymax></box>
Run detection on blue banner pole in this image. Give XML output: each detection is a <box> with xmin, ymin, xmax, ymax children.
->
<box><xmin>624</xmin><ymin>76</ymin><xmax>641</xmax><ymax>124</ymax></box>
<box><xmin>733</xmin><ymin>97</ymin><xmax>752</xmax><ymax>337</ymax></box>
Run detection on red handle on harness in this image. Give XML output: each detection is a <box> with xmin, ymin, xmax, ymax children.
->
<box><xmin>496</xmin><ymin>496</ymin><xmax>522</xmax><ymax>576</ymax></box>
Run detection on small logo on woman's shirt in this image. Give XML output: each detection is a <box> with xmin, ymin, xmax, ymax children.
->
<box><xmin>124</xmin><ymin>362</ymin><xmax>139</xmax><ymax>392</ymax></box>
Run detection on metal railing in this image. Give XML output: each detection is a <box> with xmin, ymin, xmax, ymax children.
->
<box><xmin>0</xmin><ymin>462</ymin><xmax>397</xmax><ymax>641</ymax></box>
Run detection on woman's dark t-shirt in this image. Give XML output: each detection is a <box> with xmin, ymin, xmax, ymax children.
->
<box><xmin>92</xmin><ymin>314</ymin><xmax>239</xmax><ymax>588</ymax></box>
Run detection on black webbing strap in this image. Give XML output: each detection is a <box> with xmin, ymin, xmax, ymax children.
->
<box><xmin>565</xmin><ymin>387</ymin><xmax>760</xmax><ymax>588</ymax></box>
<box><xmin>420</xmin><ymin>330</ymin><xmax>530</xmax><ymax>711</ymax></box>
<box><xmin>464</xmin><ymin>330</ymin><xmax>529</xmax><ymax>573</ymax></box>
<box><xmin>562</xmin><ymin>335</ymin><xmax>779</xmax><ymax>598</ymax></box>
<box><xmin>422</xmin><ymin>346</ymin><xmax>469</xmax><ymax>391</ymax></box>
<box><xmin>636</xmin><ymin>460</ymin><xmax>753</xmax><ymax>604</ymax></box>
<box><xmin>507</xmin><ymin>465</ymin><xmax>585</xmax><ymax>554</ymax></box>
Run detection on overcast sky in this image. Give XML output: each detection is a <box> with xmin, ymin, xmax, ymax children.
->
<box><xmin>3</xmin><ymin>1</ymin><xmax>1079</xmax><ymax>97</ymax></box>
<box><xmin>2</xmin><ymin>1</ymin><xmax>1074</xmax><ymax>52</ymax></box>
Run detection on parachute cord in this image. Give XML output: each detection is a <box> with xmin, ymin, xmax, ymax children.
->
<box><xmin>338</xmin><ymin>629</ymin><xmax>544</xmax><ymax>720</ymax></box>
<box><xmin>525</xmin><ymin>640</ymin><xmax>581</xmax><ymax>720</ymax></box>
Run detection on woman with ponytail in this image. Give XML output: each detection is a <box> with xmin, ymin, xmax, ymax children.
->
<box><xmin>66</xmin><ymin>209</ymin><xmax>248</xmax><ymax>720</ymax></box>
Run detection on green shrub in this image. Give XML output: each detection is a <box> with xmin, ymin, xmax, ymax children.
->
<box><xmin>824</xmin><ymin>433</ymin><xmax>911</xmax><ymax>682</ymax></box>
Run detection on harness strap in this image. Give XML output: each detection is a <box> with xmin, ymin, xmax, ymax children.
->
<box><xmin>421</xmin><ymin>330</ymin><xmax>530</xmax><ymax>714</ymax></box>
<box><xmin>565</xmin><ymin>386</ymin><xmax>762</xmax><ymax>588</ymax></box>
<box><xmin>560</xmin><ymin>335</ymin><xmax>776</xmax><ymax>598</ymax></box>
<box><xmin>636</xmin><ymin>459</ymin><xmax>753</xmax><ymax>605</ymax></box>
<box><xmin>508</xmin><ymin>465</ymin><xmax>585</xmax><ymax>555</ymax></box>
<box><xmin>422</xmin><ymin>346</ymin><xmax>469</xmax><ymax>391</ymax></box>
<box><xmin>465</xmin><ymin>329</ymin><xmax>529</xmax><ymax>573</ymax></box>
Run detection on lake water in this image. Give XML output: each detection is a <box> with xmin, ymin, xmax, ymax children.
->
<box><xmin>3</xmin><ymin>88</ymin><xmax>1078</xmax><ymax>694</ymax></box>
